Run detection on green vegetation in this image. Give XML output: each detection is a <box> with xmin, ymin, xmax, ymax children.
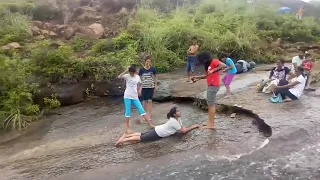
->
<box><xmin>0</xmin><ymin>0</ymin><xmax>320</xmax><ymax>131</ymax></box>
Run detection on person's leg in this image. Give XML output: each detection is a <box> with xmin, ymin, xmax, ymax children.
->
<box><xmin>147</xmin><ymin>88</ymin><xmax>155</xmax><ymax>118</ymax></box>
<box><xmin>189</xmin><ymin>56</ymin><xmax>196</xmax><ymax>82</ymax></box>
<box><xmin>139</xmin><ymin>89</ymin><xmax>147</xmax><ymax>124</ymax></box>
<box><xmin>203</xmin><ymin>86</ymin><xmax>219</xmax><ymax>129</ymax></box>
<box><xmin>186</xmin><ymin>56</ymin><xmax>192</xmax><ymax>82</ymax></box>
<box><xmin>124</xmin><ymin>98</ymin><xmax>133</xmax><ymax>134</ymax></box>
<box><xmin>305</xmin><ymin>72</ymin><xmax>313</xmax><ymax>89</ymax></box>
<box><xmin>223</xmin><ymin>74</ymin><xmax>236</xmax><ymax>98</ymax></box>
<box><xmin>115</xmin><ymin>134</ymin><xmax>141</xmax><ymax>146</ymax></box>
<box><xmin>132</xmin><ymin>99</ymin><xmax>154</xmax><ymax>128</ymax></box>
<box><xmin>124</xmin><ymin>132</ymin><xmax>142</xmax><ymax>138</ymax></box>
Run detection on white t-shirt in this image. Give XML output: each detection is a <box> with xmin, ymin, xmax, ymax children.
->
<box><xmin>122</xmin><ymin>74</ymin><xmax>141</xmax><ymax>99</ymax></box>
<box><xmin>155</xmin><ymin>117</ymin><xmax>182</xmax><ymax>137</ymax></box>
<box><xmin>291</xmin><ymin>56</ymin><xmax>303</xmax><ymax>73</ymax></box>
<box><xmin>289</xmin><ymin>74</ymin><xmax>306</xmax><ymax>98</ymax></box>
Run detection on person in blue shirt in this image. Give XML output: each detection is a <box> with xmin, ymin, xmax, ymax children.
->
<box><xmin>219</xmin><ymin>53</ymin><xmax>237</xmax><ymax>98</ymax></box>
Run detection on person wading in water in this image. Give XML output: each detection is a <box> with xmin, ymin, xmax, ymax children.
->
<box><xmin>186</xmin><ymin>38</ymin><xmax>199</xmax><ymax>83</ymax></box>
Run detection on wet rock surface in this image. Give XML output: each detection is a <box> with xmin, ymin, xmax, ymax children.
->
<box><xmin>1</xmin><ymin>66</ymin><xmax>320</xmax><ymax>180</ymax></box>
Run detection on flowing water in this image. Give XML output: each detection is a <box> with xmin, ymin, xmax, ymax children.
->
<box><xmin>0</xmin><ymin>68</ymin><xmax>319</xmax><ymax>180</ymax></box>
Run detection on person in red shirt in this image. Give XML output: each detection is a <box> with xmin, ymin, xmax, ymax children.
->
<box><xmin>302</xmin><ymin>53</ymin><xmax>315</xmax><ymax>90</ymax></box>
<box><xmin>203</xmin><ymin>58</ymin><xmax>227</xmax><ymax>129</ymax></box>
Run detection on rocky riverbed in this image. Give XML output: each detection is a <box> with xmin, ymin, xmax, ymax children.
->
<box><xmin>0</xmin><ymin>65</ymin><xmax>320</xmax><ymax>180</ymax></box>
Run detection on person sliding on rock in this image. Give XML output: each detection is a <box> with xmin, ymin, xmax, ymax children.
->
<box><xmin>203</xmin><ymin>57</ymin><xmax>227</xmax><ymax>129</ymax></box>
<box><xmin>138</xmin><ymin>56</ymin><xmax>157</xmax><ymax>123</ymax></box>
<box><xmin>118</xmin><ymin>65</ymin><xmax>154</xmax><ymax>134</ymax></box>
<box><xmin>186</xmin><ymin>37</ymin><xmax>199</xmax><ymax>83</ymax></box>
<box><xmin>115</xmin><ymin>107</ymin><xmax>200</xmax><ymax>146</ymax></box>
<box><xmin>219</xmin><ymin>53</ymin><xmax>237</xmax><ymax>98</ymax></box>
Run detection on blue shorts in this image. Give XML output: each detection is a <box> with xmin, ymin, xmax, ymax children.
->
<box><xmin>141</xmin><ymin>88</ymin><xmax>154</xmax><ymax>101</ymax></box>
<box><xmin>187</xmin><ymin>55</ymin><xmax>197</xmax><ymax>72</ymax></box>
<box><xmin>124</xmin><ymin>98</ymin><xmax>146</xmax><ymax>118</ymax></box>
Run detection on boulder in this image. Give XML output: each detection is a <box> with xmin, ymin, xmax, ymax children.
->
<box><xmin>34</xmin><ymin>35</ymin><xmax>46</xmax><ymax>41</ymax></box>
<box><xmin>92</xmin><ymin>80</ymin><xmax>125</xmax><ymax>96</ymax></box>
<box><xmin>49</xmin><ymin>31</ymin><xmax>58</xmax><ymax>38</ymax></box>
<box><xmin>32</xmin><ymin>21</ymin><xmax>43</xmax><ymax>28</ymax></box>
<box><xmin>31</xmin><ymin>26</ymin><xmax>41</xmax><ymax>36</ymax></box>
<box><xmin>84</xmin><ymin>23</ymin><xmax>104</xmax><ymax>39</ymax></box>
<box><xmin>34</xmin><ymin>83</ymin><xmax>89</xmax><ymax>106</ymax></box>
<box><xmin>1</xmin><ymin>42</ymin><xmax>21</xmax><ymax>51</ymax></box>
<box><xmin>43</xmin><ymin>22</ymin><xmax>54</xmax><ymax>31</ymax></box>
<box><xmin>40</xmin><ymin>30</ymin><xmax>49</xmax><ymax>36</ymax></box>
<box><xmin>63</xmin><ymin>27</ymin><xmax>76</xmax><ymax>40</ymax></box>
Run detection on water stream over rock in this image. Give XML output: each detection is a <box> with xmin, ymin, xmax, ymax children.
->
<box><xmin>0</xmin><ymin>66</ymin><xmax>320</xmax><ymax>180</ymax></box>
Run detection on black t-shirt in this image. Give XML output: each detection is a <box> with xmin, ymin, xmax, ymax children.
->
<box><xmin>269</xmin><ymin>66</ymin><xmax>290</xmax><ymax>80</ymax></box>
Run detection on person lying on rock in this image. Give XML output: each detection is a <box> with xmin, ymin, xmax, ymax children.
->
<box><xmin>118</xmin><ymin>65</ymin><xmax>155</xmax><ymax>134</ymax></box>
<box><xmin>302</xmin><ymin>53</ymin><xmax>315</xmax><ymax>90</ymax></box>
<box><xmin>115</xmin><ymin>107</ymin><xmax>200</xmax><ymax>146</ymax></box>
<box><xmin>273</xmin><ymin>66</ymin><xmax>306</xmax><ymax>102</ymax></box>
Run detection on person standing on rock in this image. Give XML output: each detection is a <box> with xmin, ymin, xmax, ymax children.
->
<box><xmin>139</xmin><ymin>56</ymin><xmax>157</xmax><ymax>122</ymax></box>
<box><xmin>219</xmin><ymin>53</ymin><xmax>237</xmax><ymax>98</ymax></box>
<box><xmin>291</xmin><ymin>54</ymin><xmax>304</xmax><ymax>74</ymax></box>
<box><xmin>118</xmin><ymin>65</ymin><xmax>155</xmax><ymax>134</ymax></box>
<box><xmin>203</xmin><ymin>57</ymin><xmax>227</xmax><ymax>129</ymax></box>
<box><xmin>186</xmin><ymin>38</ymin><xmax>199</xmax><ymax>83</ymax></box>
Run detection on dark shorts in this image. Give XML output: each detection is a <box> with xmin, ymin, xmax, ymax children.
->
<box><xmin>140</xmin><ymin>128</ymin><xmax>162</xmax><ymax>142</ymax></box>
<box><xmin>187</xmin><ymin>55</ymin><xmax>197</xmax><ymax>72</ymax></box>
<box><xmin>276</xmin><ymin>79</ymin><xmax>298</xmax><ymax>100</ymax></box>
<box><xmin>207</xmin><ymin>86</ymin><xmax>220</xmax><ymax>106</ymax></box>
<box><xmin>141</xmin><ymin>88</ymin><xmax>155</xmax><ymax>101</ymax></box>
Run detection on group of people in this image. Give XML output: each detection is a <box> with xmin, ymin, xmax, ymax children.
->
<box><xmin>258</xmin><ymin>52</ymin><xmax>315</xmax><ymax>102</ymax></box>
<box><xmin>115</xmin><ymin>38</ymin><xmax>316</xmax><ymax>146</ymax></box>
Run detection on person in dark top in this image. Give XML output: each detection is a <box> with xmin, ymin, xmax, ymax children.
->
<box><xmin>138</xmin><ymin>56</ymin><xmax>157</xmax><ymax>122</ymax></box>
<box><xmin>269</xmin><ymin>59</ymin><xmax>293</xmax><ymax>80</ymax></box>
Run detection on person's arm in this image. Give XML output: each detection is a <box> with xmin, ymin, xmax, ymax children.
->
<box><xmin>187</xmin><ymin>46</ymin><xmax>191</xmax><ymax>54</ymax></box>
<box><xmin>179</xmin><ymin>124</ymin><xmax>200</xmax><ymax>134</ymax></box>
<box><xmin>153</xmin><ymin>67</ymin><xmax>157</xmax><ymax>89</ymax></box>
<box><xmin>118</xmin><ymin>67</ymin><xmax>129</xmax><ymax>79</ymax></box>
<box><xmin>269</xmin><ymin>68</ymin><xmax>274</xmax><ymax>79</ymax></box>
<box><xmin>208</xmin><ymin>62</ymin><xmax>227</xmax><ymax>75</ymax></box>
<box><xmin>276</xmin><ymin>81</ymin><xmax>300</xmax><ymax>89</ymax></box>
<box><xmin>138</xmin><ymin>76</ymin><xmax>142</xmax><ymax>96</ymax></box>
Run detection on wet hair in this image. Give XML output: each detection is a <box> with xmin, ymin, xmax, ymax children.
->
<box><xmin>167</xmin><ymin>106</ymin><xmax>178</xmax><ymax>119</ymax></box>
<box><xmin>218</xmin><ymin>52</ymin><xmax>228</xmax><ymax>60</ymax></box>
<box><xmin>145</xmin><ymin>56</ymin><xmax>151</xmax><ymax>61</ymax></box>
<box><xmin>305</xmin><ymin>53</ymin><xmax>312</xmax><ymax>59</ymax></box>
<box><xmin>192</xmin><ymin>37</ymin><xmax>197</xmax><ymax>41</ymax></box>
<box><xmin>197</xmin><ymin>51</ymin><xmax>212</xmax><ymax>71</ymax></box>
<box><xmin>278</xmin><ymin>58</ymin><xmax>285</xmax><ymax>64</ymax></box>
<box><xmin>128</xmin><ymin>65</ymin><xmax>137</xmax><ymax>73</ymax></box>
<box><xmin>298</xmin><ymin>54</ymin><xmax>304</xmax><ymax>59</ymax></box>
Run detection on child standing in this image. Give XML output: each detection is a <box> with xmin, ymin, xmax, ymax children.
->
<box><xmin>302</xmin><ymin>53</ymin><xmax>314</xmax><ymax>90</ymax></box>
<box><xmin>220</xmin><ymin>53</ymin><xmax>237</xmax><ymax>98</ymax></box>
<box><xmin>118</xmin><ymin>65</ymin><xmax>155</xmax><ymax>134</ymax></box>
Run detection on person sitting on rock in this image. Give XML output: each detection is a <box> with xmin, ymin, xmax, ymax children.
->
<box><xmin>259</xmin><ymin>59</ymin><xmax>294</xmax><ymax>93</ymax></box>
<box><xmin>273</xmin><ymin>66</ymin><xmax>306</xmax><ymax>102</ymax></box>
<box><xmin>118</xmin><ymin>65</ymin><xmax>154</xmax><ymax>134</ymax></box>
<box><xmin>115</xmin><ymin>107</ymin><xmax>200</xmax><ymax>146</ymax></box>
<box><xmin>302</xmin><ymin>53</ymin><xmax>315</xmax><ymax>90</ymax></box>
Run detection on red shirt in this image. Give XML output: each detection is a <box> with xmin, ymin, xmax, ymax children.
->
<box><xmin>207</xmin><ymin>59</ymin><xmax>221</xmax><ymax>86</ymax></box>
<box><xmin>302</xmin><ymin>60</ymin><xmax>314</xmax><ymax>71</ymax></box>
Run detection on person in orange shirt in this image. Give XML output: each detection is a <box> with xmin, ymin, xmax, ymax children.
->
<box><xmin>296</xmin><ymin>7</ymin><xmax>305</xmax><ymax>19</ymax></box>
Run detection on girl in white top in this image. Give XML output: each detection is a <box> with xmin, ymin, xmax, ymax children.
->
<box><xmin>115</xmin><ymin>107</ymin><xmax>200</xmax><ymax>146</ymax></box>
<box><xmin>274</xmin><ymin>66</ymin><xmax>306</xmax><ymax>102</ymax></box>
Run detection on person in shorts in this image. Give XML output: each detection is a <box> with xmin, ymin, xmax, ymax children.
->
<box><xmin>115</xmin><ymin>107</ymin><xmax>200</xmax><ymax>146</ymax></box>
<box><xmin>202</xmin><ymin>57</ymin><xmax>227</xmax><ymax>129</ymax></box>
<box><xmin>118</xmin><ymin>65</ymin><xmax>154</xmax><ymax>134</ymax></box>
<box><xmin>186</xmin><ymin>38</ymin><xmax>199</xmax><ymax>83</ymax></box>
<box><xmin>139</xmin><ymin>56</ymin><xmax>157</xmax><ymax>121</ymax></box>
<box><xmin>219</xmin><ymin>53</ymin><xmax>237</xmax><ymax>98</ymax></box>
